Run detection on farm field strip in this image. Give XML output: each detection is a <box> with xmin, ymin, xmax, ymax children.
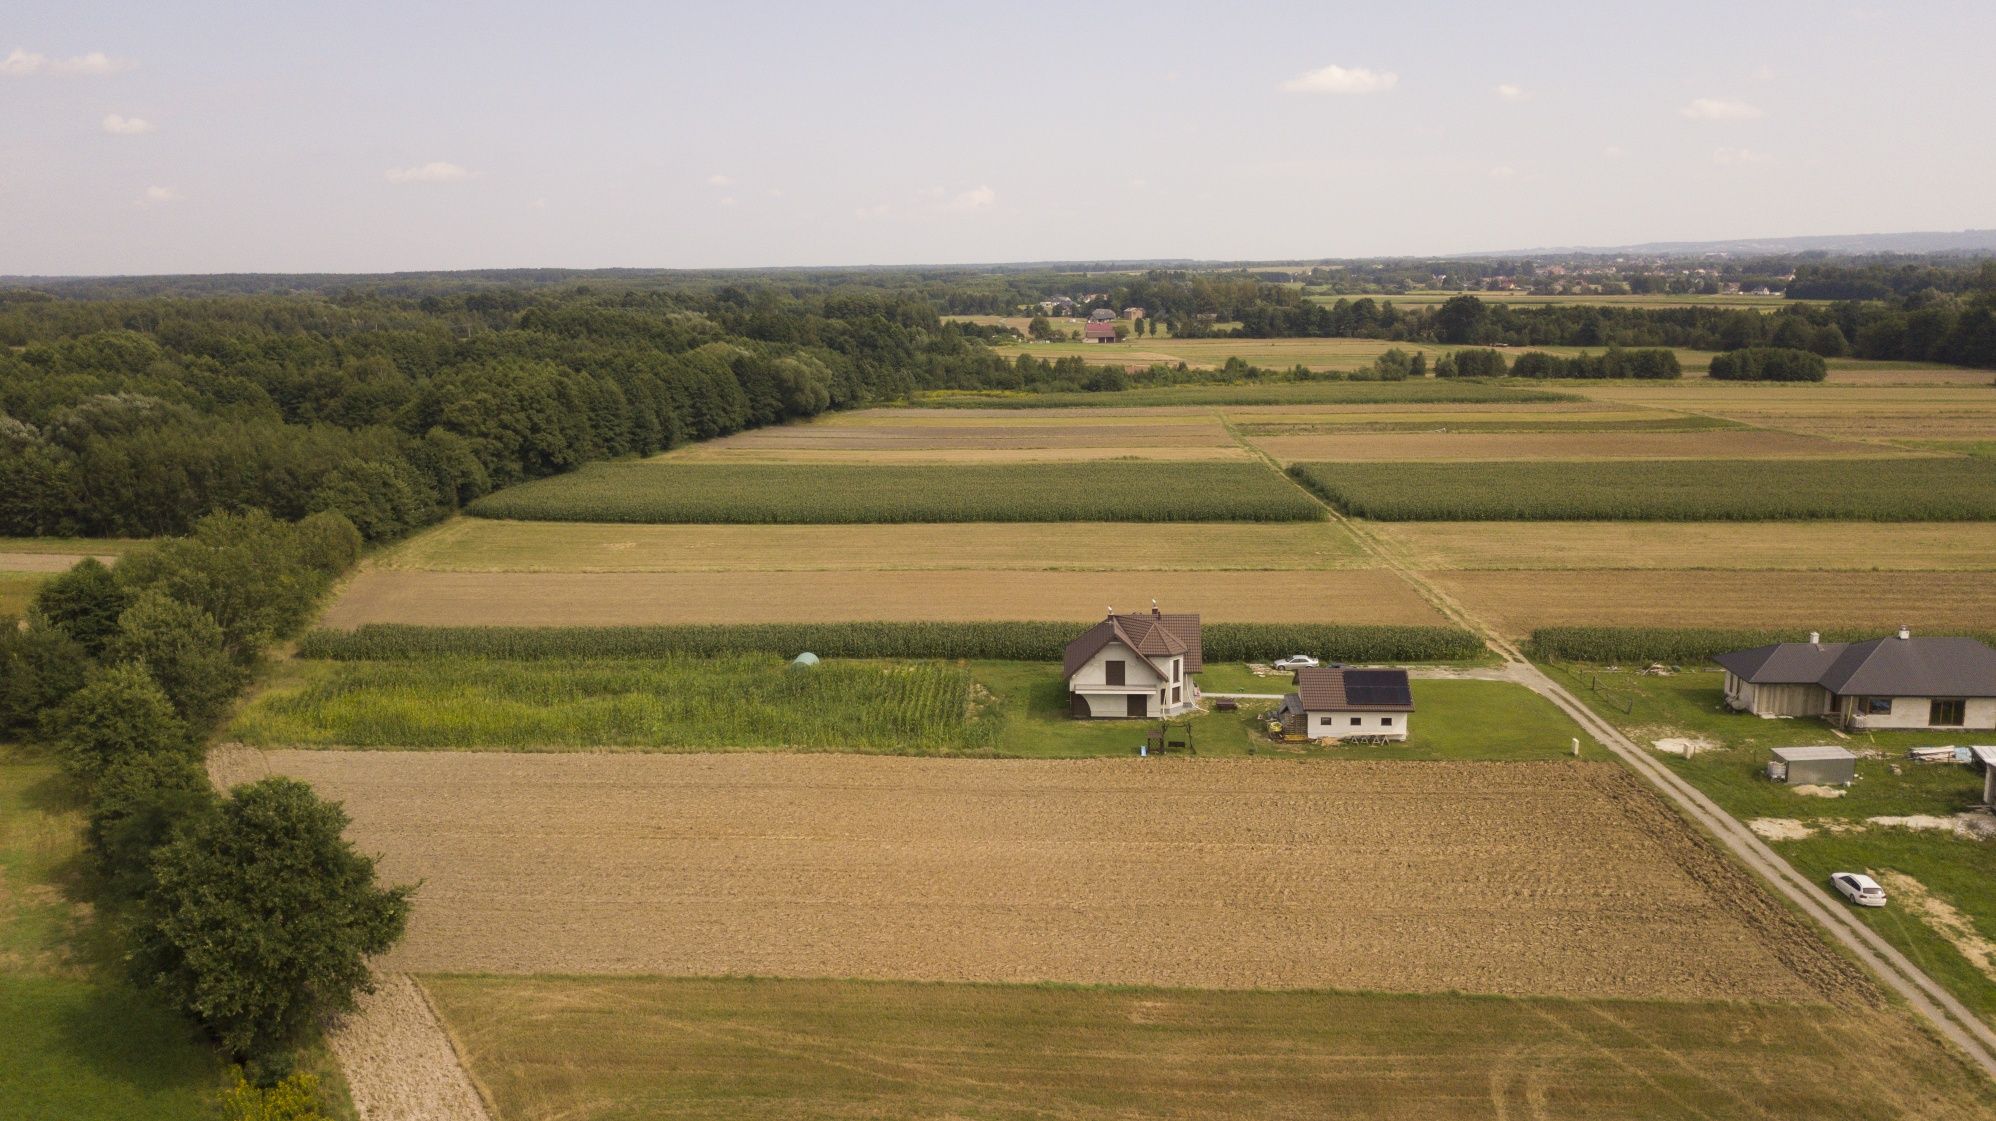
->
<box><xmin>320</xmin><ymin>567</ymin><xmax>1448</xmax><ymax>628</ymax></box>
<box><xmin>650</xmin><ymin>445</ymin><xmax>1258</xmax><ymax>463</ymax></box>
<box><xmin>464</xmin><ymin>460</ymin><xmax>1325</xmax><ymax>524</ymax></box>
<box><xmin>1291</xmin><ymin>458</ymin><xmax>1996</xmax><ymax>521</ymax></box>
<box><xmin>374</xmin><ymin>519</ymin><xmax>1372</xmax><ymax>573</ymax></box>
<box><xmin>1255</xmin><ymin>429</ymin><xmax>1906</xmax><ymax>464</ymax></box>
<box><xmin>0</xmin><ymin>551</ymin><xmax>123</xmax><ymax>572</ymax></box>
<box><xmin>655</xmin><ymin>420</ymin><xmax>1236</xmax><ymax>449</ymax></box>
<box><xmin>1373</xmin><ymin>521</ymin><xmax>1996</xmax><ymax>572</ymax></box>
<box><xmin>425</xmin><ymin>975</ymin><xmax>1996</xmax><ymax>1121</ymax></box>
<box><xmin>238</xmin><ymin>752</ymin><xmax>1863</xmax><ymax>1002</ymax></box>
<box><xmin>1426</xmin><ymin>569</ymin><xmax>1996</xmax><ymax>638</ymax></box>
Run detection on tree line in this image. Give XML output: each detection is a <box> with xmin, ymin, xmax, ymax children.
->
<box><xmin>2</xmin><ymin>511</ymin><xmax>405</xmax><ymax>1105</ymax></box>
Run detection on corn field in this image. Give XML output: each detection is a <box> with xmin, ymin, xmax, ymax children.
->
<box><xmin>465</xmin><ymin>461</ymin><xmax>1327</xmax><ymax>524</ymax></box>
<box><xmin>1528</xmin><ymin>625</ymin><xmax>1996</xmax><ymax>665</ymax></box>
<box><xmin>231</xmin><ymin>655</ymin><xmax>993</xmax><ymax>752</ymax></box>
<box><xmin>1290</xmin><ymin>459</ymin><xmax>1996</xmax><ymax>521</ymax></box>
<box><xmin>297</xmin><ymin>621</ymin><xmax>1487</xmax><ymax>663</ymax></box>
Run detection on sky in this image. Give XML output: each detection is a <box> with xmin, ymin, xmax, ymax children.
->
<box><xmin>4</xmin><ymin>0</ymin><xmax>1994</xmax><ymax>275</ymax></box>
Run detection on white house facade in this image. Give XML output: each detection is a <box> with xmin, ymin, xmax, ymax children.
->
<box><xmin>1715</xmin><ymin>630</ymin><xmax>1996</xmax><ymax>731</ymax></box>
<box><xmin>1280</xmin><ymin>667</ymin><xmax>1415</xmax><ymax>741</ymax></box>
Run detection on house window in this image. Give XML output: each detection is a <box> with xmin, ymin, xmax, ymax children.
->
<box><xmin>1350</xmin><ymin>717</ymin><xmax>1361</xmax><ymax>726</ymax></box>
<box><xmin>1172</xmin><ymin>686</ymin><xmax>1181</xmax><ymax>704</ymax></box>
<box><xmin>1863</xmin><ymin>697</ymin><xmax>1892</xmax><ymax>715</ymax></box>
<box><xmin>1931</xmin><ymin>699</ymin><xmax>1967</xmax><ymax>727</ymax></box>
<box><xmin>1173</xmin><ymin>660</ymin><xmax>1181</xmax><ymax>683</ymax></box>
<box><xmin>1105</xmin><ymin>660</ymin><xmax>1124</xmax><ymax>686</ymax></box>
<box><xmin>1382</xmin><ymin>717</ymin><xmax>1394</xmax><ymax>727</ymax></box>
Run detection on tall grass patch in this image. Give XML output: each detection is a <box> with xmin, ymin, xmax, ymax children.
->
<box><xmin>232</xmin><ymin>656</ymin><xmax>990</xmax><ymax>752</ymax></box>
<box><xmin>1291</xmin><ymin>458</ymin><xmax>1996</xmax><ymax>521</ymax></box>
<box><xmin>467</xmin><ymin>461</ymin><xmax>1325</xmax><ymax>524</ymax></box>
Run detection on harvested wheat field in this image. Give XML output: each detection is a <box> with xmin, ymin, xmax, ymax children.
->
<box><xmin>1251</xmin><ymin>429</ymin><xmax>1902</xmax><ymax>463</ymax></box>
<box><xmin>376</xmin><ymin>518</ymin><xmax>1369</xmax><ymax>573</ymax></box>
<box><xmin>234</xmin><ymin>751</ymin><xmax>1869</xmax><ymax>1003</ymax></box>
<box><xmin>425</xmin><ymin>976</ymin><xmax>1996</xmax><ymax>1121</ymax></box>
<box><xmin>1374</xmin><ymin>521</ymin><xmax>1996</xmax><ymax>571</ymax></box>
<box><xmin>1429</xmin><ymin>569</ymin><xmax>1996</xmax><ymax>638</ymax></box>
<box><xmin>320</xmin><ymin>567</ymin><xmax>1442</xmax><ymax>627</ymax></box>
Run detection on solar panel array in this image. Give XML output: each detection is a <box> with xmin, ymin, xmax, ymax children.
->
<box><xmin>1341</xmin><ymin>669</ymin><xmax>1413</xmax><ymax>707</ymax></box>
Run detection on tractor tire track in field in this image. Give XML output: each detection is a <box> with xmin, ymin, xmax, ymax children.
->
<box><xmin>1220</xmin><ymin>413</ymin><xmax>1996</xmax><ymax>1080</ymax></box>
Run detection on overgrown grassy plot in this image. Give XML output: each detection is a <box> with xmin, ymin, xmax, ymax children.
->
<box><xmin>467</xmin><ymin>461</ymin><xmax>1326</xmax><ymax>523</ymax></box>
<box><xmin>232</xmin><ymin>656</ymin><xmax>992</xmax><ymax>753</ymax></box>
<box><xmin>423</xmin><ymin>975</ymin><xmax>1996</xmax><ymax>1121</ymax></box>
<box><xmin>0</xmin><ymin>756</ymin><xmax>223</xmax><ymax>1121</ymax></box>
<box><xmin>1293</xmin><ymin>458</ymin><xmax>1996</xmax><ymax>520</ymax></box>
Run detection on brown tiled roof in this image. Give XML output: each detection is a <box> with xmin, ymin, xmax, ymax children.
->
<box><xmin>1061</xmin><ymin>610</ymin><xmax>1203</xmax><ymax>679</ymax></box>
<box><xmin>1293</xmin><ymin>667</ymin><xmax>1413</xmax><ymax>712</ymax></box>
<box><xmin>1083</xmin><ymin>321</ymin><xmax>1118</xmax><ymax>338</ymax></box>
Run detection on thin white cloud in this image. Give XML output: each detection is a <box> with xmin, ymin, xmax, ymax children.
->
<box><xmin>1488</xmin><ymin>164</ymin><xmax>1519</xmax><ymax>180</ymax></box>
<box><xmin>718</xmin><ymin>196</ymin><xmax>739</xmax><ymax>208</ymax></box>
<box><xmin>1494</xmin><ymin>83</ymin><xmax>1529</xmax><ymax>101</ymax></box>
<box><xmin>101</xmin><ymin>113</ymin><xmax>153</xmax><ymax>135</ymax></box>
<box><xmin>763</xmin><ymin>187</ymin><xmax>784</xmax><ymax>198</ymax></box>
<box><xmin>1</xmin><ymin>48</ymin><xmax>133</xmax><ymax>76</ymax></box>
<box><xmin>853</xmin><ymin>203</ymin><xmax>891</xmax><ymax>220</ymax></box>
<box><xmin>706</xmin><ymin>173</ymin><xmax>734</xmax><ymax>187</ymax></box>
<box><xmin>138</xmin><ymin>185</ymin><xmax>180</xmax><ymax>206</ymax></box>
<box><xmin>384</xmin><ymin>161</ymin><xmax>471</xmax><ymax>184</ymax></box>
<box><xmin>1280</xmin><ymin>64</ymin><xmax>1398</xmax><ymax>95</ymax></box>
<box><xmin>1602</xmin><ymin>145</ymin><xmax>1626</xmax><ymax>159</ymax></box>
<box><xmin>1712</xmin><ymin>146</ymin><xmax>1773</xmax><ymax>166</ymax></box>
<box><xmin>939</xmin><ymin>185</ymin><xmax>996</xmax><ymax>212</ymax></box>
<box><xmin>1681</xmin><ymin>97</ymin><xmax>1763</xmax><ymax>120</ymax></box>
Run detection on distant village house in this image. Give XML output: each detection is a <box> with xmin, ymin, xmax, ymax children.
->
<box><xmin>1063</xmin><ymin>606</ymin><xmax>1202</xmax><ymax>718</ymax></box>
<box><xmin>1715</xmin><ymin>629</ymin><xmax>1996</xmax><ymax>730</ymax></box>
<box><xmin>1083</xmin><ymin>321</ymin><xmax>1120</xmax><ymax>343</ymax></box>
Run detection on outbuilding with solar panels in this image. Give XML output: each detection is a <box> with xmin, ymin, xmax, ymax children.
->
<box><xmin>1278</xmin><ymin>666</ymin><xmax>1416</xmax><ymax>742</ymax></box>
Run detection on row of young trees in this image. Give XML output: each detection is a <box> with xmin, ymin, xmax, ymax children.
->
<box><xmin>1708</xmin><ymin>347</ymin><xmax>1828</xmax><ymax>381</ymax></box>
<box><xmin>2</xmin><ymin>511</ymin><xmax>406</xmax><ymax>1099</ymax></box>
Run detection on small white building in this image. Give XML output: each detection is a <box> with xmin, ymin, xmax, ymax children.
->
<box><xmin>1063</xmin><ymin>607</ymin><xmax>1201</xmax><ymax>718</ymax></box>
<box><xmin>1280</xmin><ymin>666</ymin><xmax>1414</xmax><ymax>741</ymax></box>
<box><xmin>1715</xmin><ymin>629</ymin><xmax>1996</xmax><ymax>730</ymax></box>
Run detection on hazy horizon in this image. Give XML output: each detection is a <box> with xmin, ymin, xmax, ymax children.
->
<box><xmin>7</xmin><ymin>1</ymin><xmax>1994</xmax><ymax>275</ymax></box>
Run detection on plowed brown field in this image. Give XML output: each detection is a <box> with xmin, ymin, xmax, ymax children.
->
<box><xmin>319</xmin><ymin>567</ymin><xmax>1444</xmax><ymax>627</ymax></box>
<box><xmin>242</xmin><ymin>751</ymin><xmax>1873</xmax><ymax>1004</ymax></box>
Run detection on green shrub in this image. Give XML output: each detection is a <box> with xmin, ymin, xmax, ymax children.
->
<box><xmin>1508</xmin><ymin>348</ymin><xmax>1681</xmax><ymax>380</ymax></box>
<box><xmin>0</xmin><ymin>620</ymin><xmax>92</xmax><ymax>737</ymax></box>
<box><xmin>116</xmin><ymin>510</ymin><xmax>342</xmax><ymax>660</ymax></box>
<box><xmin>1709</xmin><ymin>347</ymin><xmax>1828</xmax><ymax>382</ymax></box>
<box><xmin>51</xmin><ymin>662</ymin><xmax>194</xmax><ymax>782</ymax></box>
<box><xmin>31</xmin><ymin>556</ymin><xmax>131</xmax><ymax>657</ymax></box>
<box><xmin>466</xmin><ymin>461</ymin><xmax>1327</xmax><ymax>524</ymax></box>
<box><xmin>221</xmin><ymin>1071</ymin><xmax>331</xmax><ymax>1121</ymax></box>
<box><xmin>87</xmin><ymin>750</ymin><xmax>218</xmax><ymax>902</ymax></box>
<box><xmin>295</xmin><ymin>621</ymin><xmax>1486</xmax><ymax>664</ymax></box>
<box><xmin>1289</xmin><ymin>459</ymin><xmax>1996</xmax><ymax>521</ymax></box>
<box><xmin>132</xmin><ymin>778</ymin><xmax>411</xmax><ymax>1065</ymax></box>
<box><xmin>107</xmin><ymin>590</ymin><xmax>246</xmax><ymax>729</ymax></box>
<box><xmin>293</xmin><ymin>511</ymin><xmax>365</xmax><ymax>577</ymax></box>
<box><xmin>1528</xmin><ymin>625</ymin><xmax>1996</xmax><ymax>665</ymax></box>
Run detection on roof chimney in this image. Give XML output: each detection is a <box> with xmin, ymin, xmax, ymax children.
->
<box><xmin>1898</xmin><ymin>625</ymin><xmax>1911</xmax><ymax>640</ymax></box>
<box><xmin>1808</xmin><ymin>631</ymin><xmax>1821</xmax><ymax>646</ymax></box>
<box><xmin>1151</xmin><ymin>598</ymin><xmax>1161</xmax><ymax>617</ymax></box>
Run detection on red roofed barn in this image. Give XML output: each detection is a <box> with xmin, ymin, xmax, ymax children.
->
<box><xmin>1083</xmin><ymin>321</ymin><xmax>1119</xmax><ymax>343</ymax></box>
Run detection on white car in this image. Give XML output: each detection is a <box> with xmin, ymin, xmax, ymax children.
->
<box><xmin>1272</xmin><ymin>655</ymin><xmax>1320</xmax><ymax>670</ymax></box>
<box><xmin>1831</xmin><ymin>872</ymin><xmax>1887</xmax><ymax>907</ymax></box>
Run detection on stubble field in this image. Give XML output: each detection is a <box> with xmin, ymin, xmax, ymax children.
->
<box><xmin>229</xmin><ymin>750</ymin><xmax>1866</xmax><ymax>1003</ymax></box>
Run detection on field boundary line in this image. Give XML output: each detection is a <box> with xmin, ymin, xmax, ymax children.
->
<box><xmin>1221</xmin><ymin>406</ymin><xmax>1996</xmax><ymax>1080</ymax></box>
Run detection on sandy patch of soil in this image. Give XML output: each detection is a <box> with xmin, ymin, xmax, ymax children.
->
<box><xmin>329</xmin><ymin>974</ymin><xmax>492</xmax><ymax>1121</ymax></box>
<box><xmin>1792</xmin><ymin>784</ymin><xmax>1848</xmax><ymax>799</ymax></box>
<box><xmin>1749</xmin><ymin>818</ymin><xmax>1815</xmax><ymax>842</ymax></box>
<box><xmin>1866</xmin><ymin>812</ymin><xmax>1996</xmax><ymax>840</ymax></box>
<box><xmin>1651</xmin><ymin>737</ymin><xmax>1716</xmax><ymax>758</ymax></box>
<box><xmin>1876</xmin><ymin>872</ymin><xmax>1996</xmax><ymax>987</ymax></box>
<box><xmin>254</xmin><ymin>751</ymin><xmax>1874</xmax><ymax>1006</ymax></box>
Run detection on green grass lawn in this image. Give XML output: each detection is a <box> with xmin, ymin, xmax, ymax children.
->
<box><xmin>0</xmin><ymin>751</ymin><xmax>222</xmax><ymax>1121</ymax></box>
<box><xmin>1543</xmin><ymin>664</ymin><xmax>1996</xmax><ymax>1028</ymax></box>
<box><xmin>238</xmin><ymin>656</ymin><xmax>1587</xmax><ymax>762</ymax></box>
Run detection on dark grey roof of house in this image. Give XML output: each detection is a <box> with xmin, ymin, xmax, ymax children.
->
<box><xmin>1716</xmin><ymin>635</ymin><xmax>1996</xmax><ymax>697</ymax></box>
